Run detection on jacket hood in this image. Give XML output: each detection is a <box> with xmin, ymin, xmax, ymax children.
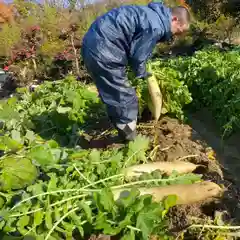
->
<box><xmin>147</xmin><ymin>2</ymin><xmax>172</xmax><ymax>40</ymax></box>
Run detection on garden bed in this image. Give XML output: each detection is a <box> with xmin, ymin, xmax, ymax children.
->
<box><xmin>0</xmin><ymin>45</ymin><xmax>240</xmax><ymax>239</ymax></box>
<box><xmin>85</xmin><ymin>115</ymin><xmax>240</xmax><ymax>239</ymax></box>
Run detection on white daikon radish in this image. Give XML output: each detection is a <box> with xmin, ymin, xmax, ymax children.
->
<box><xmin>113</xmin><ymin>181</ymin><xmax>222</xmax><ymax>205</ymax></box>
<box><xmin>147</xmin><ymin>74</ymin><xmax>162</xmax><ymax>121</ymax></box>
<box><xmin>124</xmin><ymin>161</ymin><xmax>201</xmax><ymax>177</ymax></box>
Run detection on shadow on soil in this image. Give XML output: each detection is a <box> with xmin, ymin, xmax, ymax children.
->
<box><xmin>29</xmin><ymin>101</ymin><xmax>115</xmax><ymax>148</ymax></box>
<box><xmin>186</xmin><ymin>108</ymin><xmax>240</xmax><ymax>222</ymax></box>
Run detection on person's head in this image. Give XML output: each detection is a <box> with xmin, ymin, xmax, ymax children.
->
<box><xmin>170</xmin><ymin>6</ymin><xmax>190</xmax><ymax>35</ymax></box>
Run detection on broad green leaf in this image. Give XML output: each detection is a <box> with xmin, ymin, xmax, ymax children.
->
<box><xmin>136</xmin><ymin>203</ymin><xmax>162</xmax><ymax>240</ymax></box>
<box><xmin>28</xmin><ymin>145</ymin><xmax>56</xmax><ymax>166</ymax></box>
<box><xmin>127</xmin><ymin>135</ymin><xmax>150</xmax><ymax>164</ymax></box>
<box><xmin>50</xmin><ymin>149</ymin><xmax>62</xmax><ymax>163</ymax></box>
<box><xmin>27</xmin><ymin>183</ymin><xmax>45</xmax><ymax>199</ymax></box>
<box><xmin>0</xmin><ymin>157</ymin><xmax>38</xmax><ymax>191</ymax></box>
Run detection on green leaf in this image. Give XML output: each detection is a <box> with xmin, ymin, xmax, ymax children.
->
<box><xmin>95</xmin><ymin>213</ymin><xmax>121</xmax><ymax>235</ymax></box>
<box><xmin>54</xmin><ymin>207</ymin><xmax>61</xmax><ymax>221</ymax></box>
<box><xmin>61</xmin><ymin>221</ymin><xmax>75</xmax><ymax>237</ymax></box>
<box><xmin>127</xmin><ymin>135</ymin><xmax>150</xmax><ymax>164</ymax></box>
<box><xmin>118</xmin><ymin>213</ymin><xmax>133</xmax><ymax>229</ymax></box>
<box><xmin>164</xmin><ymin>195</ymin><xmax>177</xmax><ymax>210</ymax></box>
<box><xmin>118</xmin><ymin>188</ymin><xmax>140</xmax><ymax>209</ymax></box>
<box><xmin>45</xmin><ymin>211</ymin><xmax>53</xmax><ymax>230</ymax></box>
<box><xmin>95</xmin><ymin>212</ymin><xmax>107</xmax><ymax>230</ymax></box>
<box><xmin>0</xmin><ymin>219</ymin><xmax>5</xmax><ymax>230</ymax></box>
<box><xmin>102</xmin><ymin>224</ymin><xmax>122</xmax><ymax>235</ymax></box>
<box><xmin>162</xmin><ymin>195</ymin><xmax>177</xmax><ymax>219</ymax></box>
<box><xmin>136</xmin><ymin>203</ymin><xmax>163</xmax><ymax>240</ymax></box>
<box><xmin>28</xmin><ymin>145</ymin><xmax>57</xmax><ymax>166</ymax></box>
<box><xmin>77</xmin><ymin>225</ymin><xmax>84</xmax><ymax>238</ymax></box>
<box><xmin>34</xmin><ymin>209</ymin><xmax>44</xmax><ymax>227</ymax></box>
<box><xmin>25</xmin><ymin>130</ymin><xmax>36</xmax><ymax>143</ymax></box>
<box><xmin>99</xmin><ymin>188</ymin><xmax>115</xmax><ymax>212</ymax></box>
<box><xmin>47</xmin><ymin>173</ymin><xmax>58</xmax><ymax>192</ymax></box>
<box><xmin>121</xmin><ymin>230</ymin><xmax>135</xmax><ymax>240</ymax></box>
<box><xmin>69</xmin><ymin>150</ymin><xmax>89</xmax><ymax>160</ymax></box>
<box><xmin>17</xmin><ymin>215</ymin><xmax>30</xmax><ymax>228</ymax></box>
<box><xmin>70</xmin><ymin>212</ymin><xmax>84</xmax><ymax>237</ymax></box>
<box><xmin>0</xmin><ymin>157</ymin><xmax>38</xmax><ymax>191</ymax></box>
<box><xmin>0</xmin><ymin>197</ymin><xmax>5</xmax><ymax>209</ymax></box>
<box><xmin>46</xmin><ymin>139</ymin><xmax>59</xmax><ymax>148</ymax></box>
<box><xmin>0</xmin><ymin>136</ymin><xmax>23</xmax><ymax>152</ymax></box>
<box><xmin>3</xmin><ymin>217</ymin><xmax>16</xmax><ymax>232</ymax></box>
<box><xmin>89</xmin><ymin>149</ymin><xmax>101</xmax><ymax>162</ymax></box>
<box><xmin>79</xmin><ymin>201</ymin><xmax>92</xmax><ymax>224</ymax></box>
<box><xmin>57</xmin><ymin>106</ymin><xmax>71</xmax><ymax>114</ymax></box>
<box><xmin>11</xmin><ymin>130</ymin><xmax>22</xmax><ymax>143</ymax></box>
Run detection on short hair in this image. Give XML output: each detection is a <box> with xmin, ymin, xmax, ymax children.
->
<box><xmin>170</xmin><ymin>6</ymin><xmax>191</xmax><ymax>24</ymax></box>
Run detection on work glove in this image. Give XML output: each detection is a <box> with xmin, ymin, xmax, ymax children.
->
<box><xmin>115</xmin><ymin>120</ymin><xmax>137</xmax><ymax>142</ymax></box>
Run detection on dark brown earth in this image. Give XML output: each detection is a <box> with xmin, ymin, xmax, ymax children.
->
<box><xmin>82</xmin><ymin>110</ymin><xmax>240</xmax><ymax>240</ymax></box>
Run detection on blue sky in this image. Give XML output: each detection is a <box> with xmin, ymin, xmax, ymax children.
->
<box><xmin>2</xmin><ymin>0</ymin><xmax>97</xmax><ymax>8</ymax></box>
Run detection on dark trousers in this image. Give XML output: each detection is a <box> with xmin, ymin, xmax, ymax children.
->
<box><xmin>81</xmin><ymin>46</ymin><xmax>138</xmax><ymax>126</ymax></box>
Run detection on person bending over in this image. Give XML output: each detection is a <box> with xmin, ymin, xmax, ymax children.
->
<box><xmin>81</xmin><ymin>2</ymin><xmax>190</xmax><ymax>142</ymax></box>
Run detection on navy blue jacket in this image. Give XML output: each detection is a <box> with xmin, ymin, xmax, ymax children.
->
<box><xmin>82</xmin><ymin>2</ymin><xmax>172</xmax><ymax>78</ymax></box>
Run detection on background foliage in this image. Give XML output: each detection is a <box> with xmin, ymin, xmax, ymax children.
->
<box><xmin>0</xmin><ymin>0</ymin><xmax>239</xmax><ymax>88</ymax></box>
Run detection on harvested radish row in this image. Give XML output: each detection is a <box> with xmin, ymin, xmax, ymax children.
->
<box><xmin>113</xmin><ymin>181</ymin><xmax>223</xmax><ymax>205</ymax></box>
<box><xmin>124</xmin><ymin>161</ymin><xmax>202</xmax><ymax>177</ymax></box>
<box><xmin>147</xmin><ymin>74</ymin><xmax>163</xmax><ymax>121</ymax></box>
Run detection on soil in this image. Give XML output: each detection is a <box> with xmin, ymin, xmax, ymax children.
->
<box><xmin>137</xmin><ymin>116</ymin><xmax>240</xmax><ymax>236</ymax></box>
<box><xmin>82</xmin><ymin>110</ymin><xmax>240</xmax><ymax>240</ymax></box>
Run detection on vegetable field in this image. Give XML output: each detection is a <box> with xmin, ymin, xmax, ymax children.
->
<box><xmin>0</xmin><ymin>46</ymin><xmax>240</xmax><ymax>240</ymax></box>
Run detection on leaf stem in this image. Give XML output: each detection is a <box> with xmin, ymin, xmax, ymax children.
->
<box><xmin>73</xmin><ymin>164</ymin><xmax>92</xmax><ymax>184</ymax></box>
<box><xmin>111</xmin><ymin>176</ymin><xmax>191</xmax><ymax>189</ymax></box>
<box><xmin>10</xmin><ymin>194</ymin><xmax>87</xmax><ymax>217</ymax></box>
<box><xmin>45</xmin><ymin>206</ymin><xmax>79</xmax><ymax>240</ymax></box>
<box><xmin>189</xmin><ymin>224</ymin><xmax>240</xmax><ymax>230</ymax></box>
<box><xmin>11</xmin><ymin>174</ymin><xmax>123</xmax><ymax>210</ymax></box>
